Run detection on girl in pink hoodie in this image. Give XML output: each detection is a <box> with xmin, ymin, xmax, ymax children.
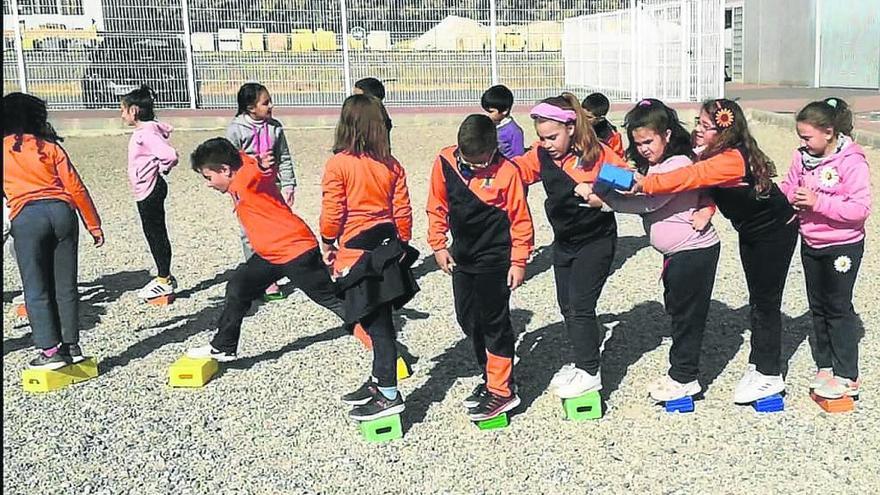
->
<box><xmin>780</xmin><ymin>97</ymin><xmax>871</xmax><ymax>400</ymax></box>
<box><xmin>121</xmin><ymin>85</ymin><xmax>179</xmax><ymax>300</ymax></box>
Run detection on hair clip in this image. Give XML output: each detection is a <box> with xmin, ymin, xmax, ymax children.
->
<box><xmin>713</xmin><ymin>101</ymin><xmax>735</xmax><ymax>129</ymax></box>
<box><xmin>638</xmin><ymin>99</ymin><xmax>652</xmax><ymax>107</ymax></box>
<box><xmin>826</xmin><ymin>98</ymin><xmax>838</xmax><ymax>108</ymax></box>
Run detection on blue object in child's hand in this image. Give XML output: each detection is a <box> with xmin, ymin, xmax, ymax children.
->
<box><xmin>596</xmin><ymin>164</ymin><xmax>634</xmax><ymax>191</ymax></box>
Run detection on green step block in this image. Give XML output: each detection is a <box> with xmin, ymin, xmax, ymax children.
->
<box><xmin>359</xmin><ymin>414</ymin><xmax>403</xmax><ymax>443</ymax></box>
<box><xmin>563</xmin><ymin>391</ymin><xmax>603</xmax><ymax>420</ymax></box>
<box><xmin>475</xmin><ymin>413</ymin><xmax>510</xmax><ymax>430</ymax></box>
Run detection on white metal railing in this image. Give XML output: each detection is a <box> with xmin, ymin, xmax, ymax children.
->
<box><xmin>2</xmin><ymin>0</ymin><xmax>723</xmax><ymax>109</ymax></box>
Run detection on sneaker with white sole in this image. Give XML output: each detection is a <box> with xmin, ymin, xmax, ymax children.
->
<box><xmin>137</xmin><ymin>277</ymin><xmax>175</xmax><ymax>300</ymax></box>
<box><xmin>349</xmin><ymin>389</ymin><xmax>405</xmax><ymax>421</ymax></box>
<box><xmin>12</xmin><ymin>294</ymin><xmax>25</xmax><ymax>305</ymax></box>
<box><xmin>59</xmin><ymin>343</ymin><xmax>86</xmax><ymax>364</ymax></box>
<box><xmin>549</xmin><ymin>363</ymin><xmax>602</xmax><ymax>399</ymax></box>
<box><xmin>186</xmin><ymin>344</ymin><xmax>237</xmax><ymax>362</ymax></box>
<box><xmin>809</xmin><ymin>368</ymin><xmax>834</xmax><ymax>390</ymax></box>
<box><xmin>468</xmin><ymin>392</ymin><xmax>521</xmax><ymax>421</ymax></box>
<box><xmin>733</xmin><ymin>368</ymin><xmax>785</xmax><ymax>404</ymax></box>
<box><xmin>813</xmin><ymin>376</ymin><xmax>860</xmax><ymax>400</ymax></box>
<box><xmin>648</xmin><ymin>375</ymin><xmax>702</xmax><ymax>402</ymax></box>
<box><xmin>29</xmin><ymin>348</ymin><xmax>70</xmax><ymax>370</ymax></box>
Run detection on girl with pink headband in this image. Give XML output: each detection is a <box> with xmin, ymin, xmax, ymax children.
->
<box><xmin>512</xmin><ymin>92</ymin><xmax>628</xmax><ymax>401</ymax></box>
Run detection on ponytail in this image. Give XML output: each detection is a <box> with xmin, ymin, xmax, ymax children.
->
<box><xmin>121</xmin><ymin>84</ymin><xmax>157</xmax><ymax>121</ymax></box>
<box><xmin>796</xmin><ymin>97</ymin><xmax>854</xmax><ymax>137</ymax></box>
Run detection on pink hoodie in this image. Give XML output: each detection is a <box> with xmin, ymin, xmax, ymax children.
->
<box><xmin>128</xmin><ymin>121</ymin><xmax>178</xmax><ymax>201</ymax></box>
<box><xmin>780</xmin><ymin>139</ymin><xmax>871</xmax><ymax>249</ymax></box>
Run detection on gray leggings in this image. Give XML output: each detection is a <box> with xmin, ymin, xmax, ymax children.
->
<box><xmin>12</xmin><ymin>199</ymin><xmax>80</xmax><ymax>350</ymax></box>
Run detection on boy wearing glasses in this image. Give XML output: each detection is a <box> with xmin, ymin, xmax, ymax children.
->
<box><xmin>426</xmin><ymin>114</ymin><xmax>534</xmax><ymax>421</ymax></box>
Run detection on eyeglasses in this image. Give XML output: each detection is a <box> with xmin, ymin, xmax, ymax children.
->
<box><xmin>694</xmin><ymin>120</ymin><xmax>718</xmax><ymax>131</ymax></box>
<box><xmin>456</xmin><ymin>149</ymin><xmax>497</xmax><ymax>169</ymax></box>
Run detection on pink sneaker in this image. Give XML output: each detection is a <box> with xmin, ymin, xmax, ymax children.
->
<box><xmin>809</xmin><ymin>368</ymin><xmax>834</xmax><ymax>390</ymax></box>
<box><xmin>813</xmin><ymin>376</ymin><xmax>861</xmax><ymax>400</ymax></box>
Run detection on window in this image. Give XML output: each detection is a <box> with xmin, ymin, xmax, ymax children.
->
<box><xmin>60</xmin><ymin>0</ymin><xmax>84</xmax><ymax>15</ymax></box>
<box><xmin>724</xmin><ymin>9</ymin><xmax>732</xmax><ymax>29</ymax></box>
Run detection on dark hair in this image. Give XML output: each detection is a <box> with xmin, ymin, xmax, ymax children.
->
<box><xmin>534</xmin><ymin>92</ymin><xmax>602</xmax><ymax>164</ymax></box>
<box><xmin>3</xmin><ymin>92</ymin><xmax>63</xmax><ymax>154</ymax></box>
<box><xmin>458</xmin><ymin>114</ymin><xmax>497</xmax><ymax>157</ymax></box>
<box><xmin>190</xmin><ymin>137</ymin><xmax>242</xmax><ymax>172</ymax></box>
<box><xmin>623</xmin><ymin>98</ymin><xmax>694</xmax><ymax>173</ymax></box>
<box><xmin>121</xmin><ymin>84</ymin><xmax>157</xmax><ymax>121</ymax></box>
<box><xmin>354</xmin><ymin>77</ymin><xmax>386</xmax><ymax>101</ymax></box>
<box><xmin>332</xmin><ymin>94</ymin><xmax>392</xmax><ymax>162</ymax></box>
<box><xmin>236</xmin><ymin>82</ymin><xmax>269</xmax><ymax>116</ymax></box>
<box><xmin>701</xmin><ymin>99</ymin><xmax>776</xmax><ymax>194</ymax></box>
<box><xmin>796</xmin><ymin>97</ymin><xmax>854</xmax><ymax>137</ymax></box>
<box><xmin>480</xmin><ymin>84</ymin><xmax>514</xmax><ymax>114</ymax></box>
<box><xmin>582</xmin><ymin>92</ymin><xmax>610</xmax><ymax>118</ymax></box>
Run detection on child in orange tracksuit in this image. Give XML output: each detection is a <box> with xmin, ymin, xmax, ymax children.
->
<box><xmin>321</xmin><ymin>94</ymin><xmax>419</xmax><ymax>421</ymax></box>
<box><xmin>513</xmin><ymin>92</ymin><xmax>628</xmax><ymax>400</ymax></box>
<box><xmin>3</xmin><ymin>92</ymin><xmax>104</xmax><ymax>369</ymax></box>
<box><xmin>427</xmin><ymin>115</ymin><xmax>534</xmax><ymax>420</ymax></box>
<box><xmin>186</xmin><ymin>138</ymin><xmax>360</xmax><ymax>364</ymax></box>
<box><xmin>582</xmin><ymin>92</ymin><xmax>625</xmax><ymax>159</ymax></box>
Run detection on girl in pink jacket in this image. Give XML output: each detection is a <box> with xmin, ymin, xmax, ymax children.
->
<box><xmin>121</xmin><ymin>85</ymin><xmax>179</xmax><ymax>300</ymax></box>
<box><xmin>781</xmin><ymin>97</ymin><xmax>871</xmax><ymax>400</ymax></box>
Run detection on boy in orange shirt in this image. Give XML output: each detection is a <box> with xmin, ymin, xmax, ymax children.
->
<box><xmin>582</xmin><ymin>92</ymin><xmax>625</xmax><ymax>159</ymax></box>
<box><xmin>427</xmin><ymin>115</ymin><xmax>534</xmax><ymax>420</ymax></box>
<box><xmin>186</xmin><ymin>138</ymin><xmax>350</xmax><ymax>361</ymax></box>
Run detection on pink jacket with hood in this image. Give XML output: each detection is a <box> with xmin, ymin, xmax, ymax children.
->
<box><xmin>128</xmin><ymin>120</ymin><xmax>178</xmax><ymax>201</ymax></box>
<box><xmin>780</xmin><ymin>136</ymin><xmax>871</xmax><ymax>249</ymax></box>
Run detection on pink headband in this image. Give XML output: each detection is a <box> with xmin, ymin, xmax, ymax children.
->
<box><xmin>530</xmin><ymin>102</ymin><xmax>577</xmax><ymax>123</ymax></box>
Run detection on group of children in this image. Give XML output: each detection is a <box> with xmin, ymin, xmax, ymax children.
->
<box><xmin>2</xmin><ymin>77</ymin><xmax>870</xmax><ymax>422</ymax></box>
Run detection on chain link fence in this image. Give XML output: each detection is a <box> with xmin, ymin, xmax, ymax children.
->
<box><xmin>3</xmin><ymin>0</ymin><xmax>723</xmax><ymax>109</ymax></box>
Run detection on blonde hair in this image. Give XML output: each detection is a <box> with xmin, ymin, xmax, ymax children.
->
<box><xmin>534</xmin><ymin>92</ymin><xmax>602</xmax><ymax>164</ymax></box>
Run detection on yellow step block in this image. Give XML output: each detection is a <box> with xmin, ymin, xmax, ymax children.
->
<box><xmin>396</xmin><ymin>356</ymin><xmax>411</xmax><ymax>381</ymax></box>
<box><xmin>168</xmin><ymin>356</ymin><xmax>218</xmax><ymax>388</ymax></box>
<box><xmin>22</xmin><ymin>358</ymin><xmax>98</xmax><ymax>393</ymax></box>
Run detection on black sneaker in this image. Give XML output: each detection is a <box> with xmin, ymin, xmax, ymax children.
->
<box><xmin>468</xmin><ymin>392</ymin><xmax>521</xmax><ymax>421</ymax></box>
<box><xmin>462</xmin><ymin>383</ymin><xmax>489</xmax><ymax>408</ymax></box>
<box><xmin>59</xmin><ymin>343</ymin><xmax>85</xmax><ymax>364</ymax></box>
<box><xmin>29</xmin><ymin>349</ymin><xmax>70</xmax><ymax>370</ymax></box>
<box><xmin>349</xmin><ymin>389</ymin><xmax>405</xmax><ymax>421</ymax></box>
<box><xmin>342</xmin><ymin>379</ymin><xmax>378</xmax><ymax>406</ymax></box>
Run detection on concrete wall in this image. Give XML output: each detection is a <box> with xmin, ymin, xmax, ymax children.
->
<box><xmin>742</xmin><ymin>0</ymin><xmax>816</xmax><ymax>86</ymax></box>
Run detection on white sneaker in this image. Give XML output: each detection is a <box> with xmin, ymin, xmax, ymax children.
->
<box><xmin>138</xmin><ymin>277</ymin><xmax>174</xmax><ymax>299</ymax></box>
<box><xmin>648</xmin><ymin>375</ymin><xmax>701</xmax><ymax>402</ymax></box>
<box><xmin>734</xmin><ymin>368</ymin><xmax>785</xmax><ymax>404</ymax></box>
<box><xmin>186</xmin><ymin>344</ymin><xmax>237</xmax><ymax>362</ymax></box>
<box><xmin>809</xmin><ymin>368</ymin><xmax>834</xmax><ymax>390</ymax></box>
<box><xmin>549</xmin><ymin>363</ymin><xmax>601</xmax><ymax>399</ymax></box>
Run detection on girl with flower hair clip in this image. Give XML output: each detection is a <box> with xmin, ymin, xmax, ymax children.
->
<box><xmin>780</xmin><ymin>97</ymin><xmax>871</xmax><ymax>400</ymax></box>
<box><xmin>632</xmin><ymin>99</ymin><xmax>798</xmax><ymax>405</ymax></box>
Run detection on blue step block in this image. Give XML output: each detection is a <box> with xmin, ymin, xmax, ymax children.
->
<box><xmin>752</xmin><ymin>394</ymin><xmax>784</xmax><ymax>413</ymax></box>
<box><xmin>596</xmin><ymin>164</ymin><xmax>635</xmax><ymax>191</ymax></box>
<box><xmin>664</xmin><ymin>396</ymin><xmax>695</xmax><ymax>413</ymax></box>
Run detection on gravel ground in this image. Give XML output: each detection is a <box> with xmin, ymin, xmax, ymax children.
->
<box><xmin>3</xmin><ymin>113</ymin><xmax>879</xmax><ymax>494</ymax></box>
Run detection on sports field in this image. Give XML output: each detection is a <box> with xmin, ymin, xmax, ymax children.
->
<box><xmin>3</xmin><ymin>111</ymin><xmax>879</xmax><ymax>494</ymax></box>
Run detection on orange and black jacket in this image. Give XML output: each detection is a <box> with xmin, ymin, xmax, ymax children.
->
<box><xmin>3</xmin><ymin>134</ymin><xmax>102</xmax><ymax>235</ymax></box>
<box><xmin>641</xmin><ymin>147</ymin><xmax>795</xmax><ymax>240</ymax></box>
<box><xmin>427</xmin><ymin>146</ymin><xmax>534</xmax><ymax>272</ymax></box>
<box><xmin>514</xmin><ymin>142</ymin><xmax>627</xmax><ymax>249</ymax></box>
<box><xmin>320</xmin><ymin>151</ymin><xmax>412</xmax><ymax>273</ymax></box>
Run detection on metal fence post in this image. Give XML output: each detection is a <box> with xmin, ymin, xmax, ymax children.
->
<box><xmin>11</xmin><ymin>0</ymin><xmax>28</xmax><ymax>94</ymax></box>
<box><xmin>180</xmin><ymin>0</ymin><xmax>197</xmax><ymax>109</ymax></box>
<box><xmin>629</xmin><ymin>0</ymin><xmax>637</xmax><ymax>101</ymax></box>
<box><xmin>339</xmin><ymin>0</ymin><xmax>352</xmax><ymax>95</ymax></box>
<box><xmin>489</xmin><ymin>0</ymin><xmax>499</xmax><ymax>85</ymax></box>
